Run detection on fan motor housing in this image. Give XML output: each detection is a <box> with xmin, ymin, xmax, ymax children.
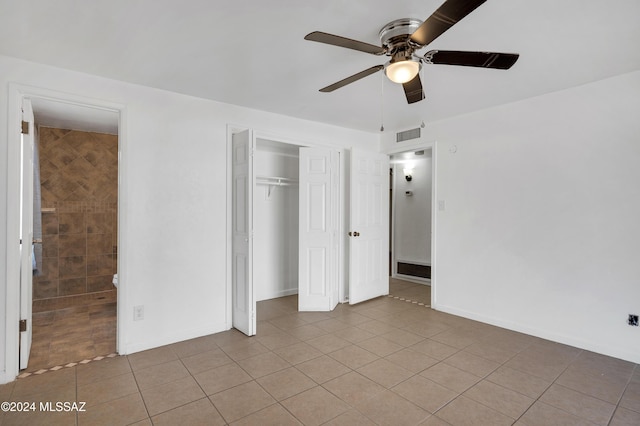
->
<box><xmin>379</xmin><ymin>18</ymin><xmax>423</xmax><ymax>54</ymax></box>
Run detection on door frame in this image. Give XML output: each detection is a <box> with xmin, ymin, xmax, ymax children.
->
<box><xmin>4</xmin><ymin>83</ymin><xmax>126</xmax><ymax>381</ymax></box>
<box><xmin>225</xmin><ymin>125</ymin><xmax>345</xmax><ymax>328</ymax></box>
<box><xmin>385</xmin><ymin>140</ymin><xmax>438</xmax><ymax>307</ymax></box>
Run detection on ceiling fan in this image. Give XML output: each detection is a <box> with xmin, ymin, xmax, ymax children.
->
<box><xmin>305</xmin><ymin>0</ymin><xmax>519</xmax><ymax>104</ymax></box>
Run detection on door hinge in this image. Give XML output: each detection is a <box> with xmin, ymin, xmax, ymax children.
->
<box><xmin>19</xmin><ymin>319</ymin><xmax>27</xmax><ymax>332</ymax></box>
<box><xmin>21</xmin><ymin>120</ymin><xmax>29</xmax><ymax>135</ymax></box>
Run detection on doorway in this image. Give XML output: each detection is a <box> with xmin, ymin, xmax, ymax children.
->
<box><xmin>389</xmin><ymin>148</ymin><xmax>433</xmax><ymax>303</ymax></box>
<box><xmin>6</xmin><ymin>86</ymin><xmax>122</xmax><ymax>376</ymax></box>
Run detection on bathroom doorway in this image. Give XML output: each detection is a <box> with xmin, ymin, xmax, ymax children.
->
<box><xmin>27</xmin><ymin>98</ymin><xmax>120</xmax><ymax>371</ymax></box>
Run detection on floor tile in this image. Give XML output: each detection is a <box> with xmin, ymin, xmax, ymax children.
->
<box><xmin>273</xmin><ymin>342</ymin><xmax>323</xmax><ymax>365</ymax></box>
<box><xmin>323</xmin><ymin>371</ymin><xmax>385</xmax><ymax>406</ymax></box>
<box><xmin>328</xmin><ymin>345</ymin><xmax>379</xmax><ymax>370</ymax></box>
<box><xmin>281</xmin><ymin>386</ymin><xmax>350</xmax><ymax>426</ymax></box>
<box><xmin>385</xmin><ymin>348</ymin><xmax>439</xmax><ymax>373</ymax></box>
<box><xmin>139</xmin><ymin>376</ymin><xmax>205</xmax><ymax>416</ymax></box>
<box><xmin>356</xmin><ymin>358</ymin><xmax>413</xmax><ymax>388</ymax></box>
<box><xmin>151</xmin><ymin>397</ymin><xmax>225</xmax><ymax>426</ymax></box>
<box><xmin>295</xmin><ymin>355</ymin><xmax>352</xmax><ymax>384</ymax></box>
<box><xmin>539</xmin><ymin>383</ymin><xmax>616</xmax><ymax>425</ymax></box>
<box><xmin>180</xmin><ymin>348</ymin><xmax>233</xmax><ymax>375</ymax></box>
<box><xmin>257</xmin><ymin>367</ymin><xmax>316</xmax><ymax>401</ymax></box>
<box><xmin>209</xmin><ymin>381</ymin><xmax>276</xmax><ymax>423</ymax></box>
<box><xmin>77</xmin><ymin>371</ymin><xmax>138</xmax><ymax>407</ymax></box>
<box><xmin>420</xmin><ymin>362</ymin><xmax>481</xmax><ymax>393</ymax></box>
<box><xmin>392</xmin><ymin>375</ymin><xmax>458</xmax><ymax>413</ymax></box>
<box><xmin>610</xmin><ymin>406</ymin><xmax>640</xmax><ymax>426</ymax></box>
<box><xmin>463</xmin><ymin>380</ymin><xmax>534</xmax><ymax>419</ymax></box>
<box><xmin>193</xmin><ymin>362</ymin><xmax>253</xmax><ymax>395</ymax></box>
<box><xmin>306</xmin><ymin>334</ymin><xmax>351</xmax><ymax>353</ymax></box>
<box><xmin>435</xmin><ymin>396</ymin><xmax>513</xmax><ymax>426</ymax></box>
<box><xmin>133</xmin><ymin>359</ymin><xmax>189</xmax><ymax>389</ymax></box>
<box><xmin>356</xmin><ymin>336</ymin><xmax>403</xmax><ymax>357</ymax></box>
<box><xmin>619</xmin><ymin>381</ymin><xmax>640</xmax><ymax>413</ymax></box>
<box><xmin>127</xmin><ymin>346</ymin><xmax>177</xmax><ymax>371</ymax></box>
<box><xmin>444</xmin><ymin>350</ymin><xmax>501</xmax><ymax>378</ymax></box>
<box><xmin>230</xmin><ymin>403</ymin><xmax>303</xmax><ymax>425</ymax></box>
<box><xmin>354</xmin><ymin>390</ymin><xmax>430</xmax><ymax>426</ymax></box>
<box><xmin>322</xmin><ymin>409</ymin><xmax>376</xmax><ymax>425</ymax></box>
<box><xmin>410</xmin><ymin>339</ymin><xmax>459</xmax><ymax>360</ymax></box>
<box><xmin>485</xmin><ymin>366</ymin><xmax>552</xmax><ymax>399</ymax></box>
<box><xmin>77</xmin><ymin>392</ymin><xmax>148</xmax><ymax>426</ymax></box>
<box><xmin>517</xmin><ymin>401</ymin><xmax>595</xmax><ymax>426</ymax></box>
<box><xmin>237</xmin><ymin>351</ymin><xmax>290</xmax><ymax>378</ymax></box>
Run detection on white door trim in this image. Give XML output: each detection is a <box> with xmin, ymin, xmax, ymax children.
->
<box><xmin>4</xmin><ymin>83</ymin><xmax>126</xmax><ymax>382</ymax></box>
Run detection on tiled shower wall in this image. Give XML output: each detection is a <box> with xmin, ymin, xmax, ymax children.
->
<box><xmin>33</xmin><ymin>127</ymin><xmax>118</xmax><ymax>309</ymax></box>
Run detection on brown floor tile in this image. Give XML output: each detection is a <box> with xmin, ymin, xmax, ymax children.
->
<box><xmin>295</xmin><ymin>355</ymin><xmax>352</xmax><ymax>384</ymax></box>
<box><xmin>209</xmin><ymin>380</ymin><xmax>276</xmax><ymax>423</ymax></box>
<box><xmin>193</xmin><ymin>362</ymin><xmax>253</xmax><ymax>395</ymax></box>
<box><xmin>619</xmin><ymin>381</ymin><xmax>640</xmax><ymax>413</ymax></box>
<box><xmin>392</xmin><ymin>375</ymin><xmax>458</xmax><ymax>413</ymax></box>
<box><xmin>322</xmin><ymin>409</ymin><xmax>376</xmax><ymax>425</ymax></box>
<box><xmin>281</xmin><ymin>386</ymin><xmax>350</xmax><ymax>426</ymax></box>
<box><xmin>444</xmin><ymin>350</ymin><xmax>501</xmax><ymax>378</ymax></box>
<box><xmin>354</xmin><ymin>390</ymin><xmax>430</xmax><ymax>426</ymax></box>
<box><xmin>323</xmin><ymin>371</ymin><xmax>385</xmax><ymax>406</ymax></box>
<box><xmin>436</xmin><ymin>396</ymin><xmax>514</xmax><ymax>426</ymax></box>
<box><xmin>610</xmin><ymin>407</ymin><xmax>640</xmax><ymax>426</ymax></box>
<box><xmin>385</xmin><ymin>348</ymin><xmax>439</xmax><ymax>373</ymax></box>
<box><xmin>328</xmin><ymin>345</ymin><xmax>379</xmax><ymax>370</ymax></box>
<box><xmin>151</xmin><ymin>397</ymin><xmax>225</xmax><ymax>426</ymax></box>
<box><xmin>539</xmin><ymin>383</ymin><xmax>616</xmax><ymax>425</ymax></box>
<box><xmin>133</xmin><ymin>359</ymin><xmax>190</xmax><ymax>389</ymax></box>
<box><xmin>78</xmin><ymin>372</ymin><xmax>138</xmax><ymax>407</ymax></box>
<box><xmin>485</xmin><ymin>366</ymin><xmax>552</xmax><ymax>399</ymax></box>
<box><xmin>463</xmin><ymin>380</ymin><xmax>534</xmax><ymax>419</ymax></box>
<box><xmin>77</xmin><ymin>392</ymin><xmax>148</xmax><ymax>426</ymax></box>
<box><xmin>237</xmin><ymin>351</ymin><xmax>291</xmax><ymax>378</ymax></box>
<box><xmin>180</xmin><ymin>348</ymin><xmax>233</xmax><ymax>375</ymax></box>
<box><xmin>273</xmin><ymin>342</ymin><xmax>323</xmax><ymax>365</ymax></box>
<box><xmin>356</xmin><ymin>358</ymin><xmax>413</xmax><ymax>388</ymax></box>
<box><xmin>127</xmin><ymin>346</ymin><xmax>178</xmax><ymax>371</ymax></box>
<box><xmin>257</xmin><ymin>367</ymin><xmax>316</xmax><ymax>401</ymax></box>
<box><xmin>230</xmin><ymin>403</ymin><xmax>303</xmax><ymax>425</ymax></box>
<box><xmin>517</xmin><ymin>401</ymin><xmax>594</xmax><ymax>426</ymax></box>
<box><xmin>420</xmin><ymin>362</ymin><xmax>481</xmax><ymax>393</ymax></box>
<box><xmin>139</xmin><ymin>376</ymin><xmax>205</xmax><ymax>416</ymax></box>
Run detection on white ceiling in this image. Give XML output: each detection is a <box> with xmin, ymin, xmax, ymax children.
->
<box><xmin>1</xmin><ymin>0</ymin><xmax>639</xmax><ymax>133</ymax></box>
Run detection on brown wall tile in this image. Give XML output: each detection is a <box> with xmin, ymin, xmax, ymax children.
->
<box><xmin>59</xmin><ymin>256</ymin><xmax>86</xmax><ymax>279</ymax></box>
<box><xmin>87</xmin><ymin>233</ymin><xmax>113</xmax><ymax>256</ymax></box>
<box><xmin>59</xmin><ymin>213</ymin><xmax>84</xmax><ymax>234</ymax></box>
<box><xmin>59</xmin><ymin>234</ymin><xmax>86</xmax><ymax>257</ymax></box>
<box><xmin>87</xmin><ymin>276</ymin><xmax>115</xmax><ymax>293</ymax></box>
<box><xmin>87</xmin><ymin>255</ymin><xmax>114</xmax><ymax>276</ymax></box>
<box><xmin>33</xmin><ymin>280</ymin><xmax>58</xmax><ymax>300</ymax></box>
<box><xmin>42</xmin><ymin>213</ymin><xmax>59</xmax><ymax>235</ymax></box>
<box><xmin>42</xmin><ymin>234</ymin><xmax>59</xmax><ymax>258</ymax></box>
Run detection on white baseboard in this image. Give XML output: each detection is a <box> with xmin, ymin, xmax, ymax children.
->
<box><xmin>122</xmin><ymin>321</ymin><xmax>229</xmax><ymax>355</ymax></box>
<box><xmin>433</xmin><ymin>303</ymin><xmax>640</xmax><ymax>364</ymax></box>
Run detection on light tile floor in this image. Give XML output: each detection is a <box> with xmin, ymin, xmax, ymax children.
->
<box><xmin>1</xmin><ymin>279</ymin><xmax>638</xmax><ymax>425</ymax></box>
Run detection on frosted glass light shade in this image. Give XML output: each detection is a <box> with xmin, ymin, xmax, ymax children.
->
<box><xmin>385</xmin><ymin>60</ymin><xmax>420</xmax><ymax>84</ymax></box>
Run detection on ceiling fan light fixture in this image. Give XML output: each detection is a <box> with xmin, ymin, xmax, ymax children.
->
<box><xmin>385</xmin><ymin>59</ymin><xmax>421</xmax><ymax>84</ymax></box>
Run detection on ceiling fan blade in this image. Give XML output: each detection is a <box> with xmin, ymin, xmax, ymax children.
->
<box><xmin>319</xmin><ymin>65</ymin><xmax>384</xmax><ymax>92</ymax></box>
<box><xmin>402</xmin><ymin>74</ymin><xmax>425</xmax><ymax>104</ymax></box>
<box><xmin>425</xmin><ymin>50</ymin><xmax>519</xmax><ymax>69</ymax></box>
<box><xmin>410</xmin><ymin>0</ymin><xmax>487</xmax><ymax>47</ymax></box>
<box><xmin>305</xmin><ymin>31</ymin><xmax>385</xmax><ymax>55</ymax></box>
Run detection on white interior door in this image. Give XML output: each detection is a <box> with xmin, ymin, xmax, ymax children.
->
<box><xmin>349</xmin><ymin>148</ymin><xmax>389</xmax><ymax>304</ymax></box>
<box><xmin>298</xmin><ymin>147</ymin><xmax>339</xmax><ymax>311</ymax></box>
<box><xmin>20</xmin><ymin>98</ymin><xmax>35</xmax><ymax>369</ymax></box>
<box><xmin>231</xmin><ymin>130</ymin><xmax>255</xmax><ymax>336</ymax></box>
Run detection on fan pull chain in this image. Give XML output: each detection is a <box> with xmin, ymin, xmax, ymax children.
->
<box><xmin>380</xmin><ymin>72</ymin><xmax>384</xmax><ymax>132</ymax></box>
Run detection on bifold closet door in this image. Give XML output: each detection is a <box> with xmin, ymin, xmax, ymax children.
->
<box><xmin>231</xmin><ymin>130</ymin><xmax>256</xmax><ymax>336</ymax></box>
<box><xmin>298</xmin><ymin>147</ymin><xmax>339</xmax><ymax>311</ymax></box>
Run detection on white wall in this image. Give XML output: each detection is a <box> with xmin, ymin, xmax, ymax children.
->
<box><xmin>393</xmin><ymin>154</ymin><xmax>432</xmax><ymax>267</ymax></box>
<box><xmin>384</xmin><ymin>71</ymin><xmax>640</xmax><ymax>363</ymax></box>
<box><xmin>253</xmin><ymin>142</ymin><xmax>299</xmax><ymax>301</ymax></box>
<box><xmin>0</xmin><ymin>54</ymin><xmax>379</xmax><ymax>383</ymax></box>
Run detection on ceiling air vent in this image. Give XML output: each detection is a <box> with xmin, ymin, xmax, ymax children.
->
<box><xmin>396</xmin><ymin>127</ymin><xmax>420</xmax><ymax>143</ymax></box>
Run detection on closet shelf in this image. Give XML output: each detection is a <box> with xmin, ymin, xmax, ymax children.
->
<box><xmin>256</xmin><ymin>176</ymin><xmax>298</xmax><ymax>197</ymax></box>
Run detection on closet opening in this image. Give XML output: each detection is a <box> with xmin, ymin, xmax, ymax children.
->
<box><xmin>254</xmin><ymin>138</ymin><xmax>301</xmax><ymax>304</ymax></box>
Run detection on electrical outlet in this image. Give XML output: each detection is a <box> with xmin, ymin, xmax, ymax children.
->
<box><xmin>134</xmin><ymin>305</ymin><xmax>144</xmax><ymax>321</ymax></box>
<box><xmin>628</xmin><ymin>314</ymin><xmax>638</xmax><ymax>326</ymax></box>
